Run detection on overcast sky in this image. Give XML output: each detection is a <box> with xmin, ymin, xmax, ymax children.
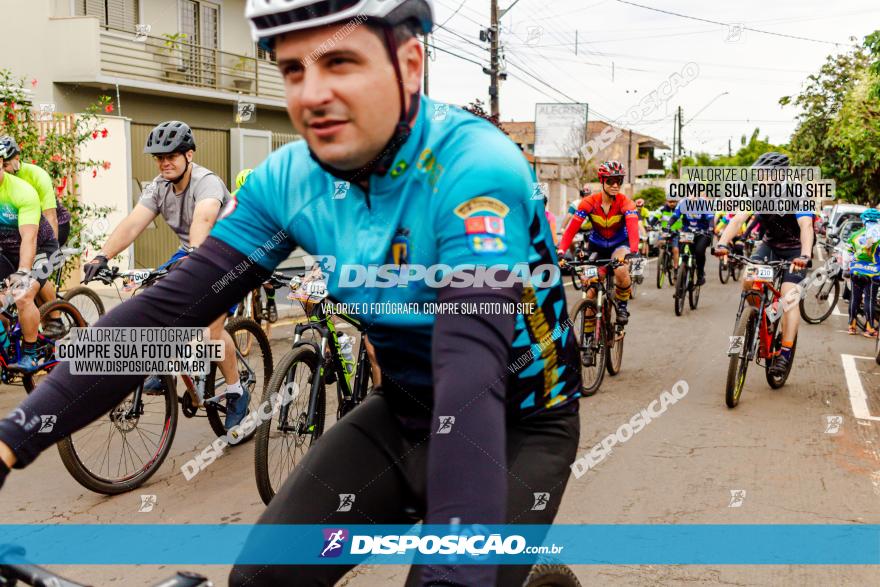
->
<box><xmin>425</xmin><ymin>0</ymin><xmax>880</xmax><ymax>156</ymax></box>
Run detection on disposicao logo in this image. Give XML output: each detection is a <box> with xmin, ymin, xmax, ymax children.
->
<box><xmin>320</xmin><ymin>528</ymin><xmax>349</xmax><ymax>558</ymax></box>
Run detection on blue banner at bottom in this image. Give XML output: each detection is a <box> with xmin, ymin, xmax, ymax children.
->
<box><xmin>1</xmin><ymin>525</ymin><xmax>879</xmax><ymax>565</ymax></box>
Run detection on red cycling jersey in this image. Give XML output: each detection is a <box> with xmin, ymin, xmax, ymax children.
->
<box><xmin>558</xmin><ymin>192</ymin><xmax>640</xmax><ymax>253</ymax></box>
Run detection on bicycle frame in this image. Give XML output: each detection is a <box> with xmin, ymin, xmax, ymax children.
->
<box><xmin>732</xmin><ymin>267</ymin><xmax>785</xmax><ymax>365</ymax></box>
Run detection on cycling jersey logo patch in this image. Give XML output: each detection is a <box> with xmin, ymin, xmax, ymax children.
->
<box><xmin>454</xmin><ymin>196</ymin><xmax>510</xmax><ymax>219</ymax></box>
<box><xmin>465</xmin><ymin>216</ymin><xmax>505</xmax><ymax>236</ymax></box>
<box><xmin>391</xmin><ymin>228</ymin><xmax>410</xmax><ymax>265</ymax></box>
<box><xmin>469</xmin><ymin>235</ymin><xmax>507</xmax><ymax>254</ymax></box>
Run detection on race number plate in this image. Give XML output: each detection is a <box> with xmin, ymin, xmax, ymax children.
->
<box><xmin>122</xmin><ymin>270</ymin><xmax>151</xmax><ymax>292</ymax></box>
<box><xmin>583</xmin><ymin>266</ymin><xmax>599</xmax><ymax>279</ymax></box>
<box><xmin>752</xmin><ymin>265</ymin><xmax>774</xmax><ymax>282</ymax></box>
<box><xmin>679</xmin><ymin>232</ymin><xmax>695</xmax><ymax>244</ymax></box>
<box><xmin>631</xmin><ymin>259</ymin><xmax>644</xmax><ymax>276</ymax></box>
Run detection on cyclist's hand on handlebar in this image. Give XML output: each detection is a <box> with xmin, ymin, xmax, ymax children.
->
<box><xmin>713</xmin><ymin>243</ymin><xmax>730</xmax><ymax>257</ymax></box>
<box><xmin>624</xmin><ymin>252</ymin><xmax>641</xmax><ymax>262</ymax></box>
<box><xmin>556</xmin><ymin>250</ymin><xmax>567</xmax><ymax>267</ymax></box>
<box><xmin>792</xmin><ymin>255</ymin><xmax>810</xmax><ymax>270</ymax></box>
<box><xmin>82</xmin><ymin>254</ymin><xmax>109</xmax><ymax>283</ymax></box>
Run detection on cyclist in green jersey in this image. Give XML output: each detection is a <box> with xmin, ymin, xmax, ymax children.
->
<box><xmin>0</xmin><ymin>142</ymin><xmax>59</xmax><ymax>371</ymax></box>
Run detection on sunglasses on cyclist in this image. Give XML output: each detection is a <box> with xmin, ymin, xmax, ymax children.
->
<box><xmin>604</xmin><ymin>177</ymin><xmax>624</xmax><ymax>186</ymax></box>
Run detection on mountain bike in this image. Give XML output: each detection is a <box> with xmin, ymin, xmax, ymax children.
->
<box><xmin>655</xmin><ymin>229</ymin><xmax>676</xmax><ymax>289</ymax></box>
<box><xmin>567</xmin><ymin>256</ymin><xmax>628</xmax><ymax>396</ymax></box>
<box><xmin>722</xmin><ymin>254</ymin><xmax>799</xmax><ymax>409</ymax></box>
<box><xmin>55</xmin><ymin>266</ymin><xmax>272</xmax><ymax>494</ymax></box>
<box><xmin>254</xmin><ymin>272</ymin><xmax>373</xmax><ymax>505</ymax></box>
<box><xmin>673</xmin><ymin>230</ymin><xmax>709</xmax><ymax>316</ymax></box>
<box><xmin>0</xmin><ymin>545</ymin><xmax>212</xmax><ymax>587</ymax></box>
<box><xmin>719</xmin><ymin>238</ymin><xmax>750</xmax><ymax>284</ymax></box>
<box><xmin>799</xmin><ymin>239</ymin><xmax>843</xmax><ymax>324</ymax></box>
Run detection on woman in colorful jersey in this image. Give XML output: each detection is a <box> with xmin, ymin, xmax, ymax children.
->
<box><xmin>557</xmin><ymin>160</ymin><xmax>641</xmax><ymax>324</ymax></box>
<box><xmin>847</xmin><ymin>209</ymin><xmax>880</xmax><ymax>337</ymax></box>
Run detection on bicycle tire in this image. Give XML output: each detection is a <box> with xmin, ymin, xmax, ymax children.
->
<box><xmin>570</xmin><ymin>298</ymin><xmax>605</xmax><ymax>395</ymax></box>
<box><xmin>688</xmin><ymin>267</ymin><xmax>701</xmax><ymax>310</ymax></box>
<box><xmin>205</xmin><ymin>317</ymin><xmax>273</xmax><ymax>440</ymax></box>
<box><xmin>674</xmin><ymin>263</ymin><xmax>687</xmax><ymax>316</ymax></box>
<box><xmin>731</xmin><ymin>259</ymin><xmax>744</xmax><ymax>282</ymax></box>
<box><xmin>725</xmin><ymin>307</ymin><xmax>757</xmax><ymax>409</ymax></box>
<box><xmin>799</xmin><ymin>278</ymin><xmax>840</xmax><ymax>325</ymax></box>
<box><xmin>604</xmin><ymin>299</ymin><xmax>624</xmax><ymax>376</ymax></box>
<box><xmin>233</xmin><ymin>293</ymin><xmax>256</xmax><ymax>356</ymax></box>
<box><xmin>53</xmin><ymin>375</ymin><xmax>178</xmax><ymax>495</ymax></box>
<box><xmin>718</xmin><ymin>257</ymin><xmax>730</xmax><ymax>284</ymax></box>
<box><xmin>875</xmin><ymin>333</ymin><xmax>879</xmax><ymax>365</ymax></box>
<box><xmin>766</xmin><ymin>332</ymin><xmax>797</xmax><ymax>390</ymax></box>
<box><xmin>60</xmin><ymin>285</ymin><xmax>105</xmax><ymax>326</ymax></box>
<box><xmin>254</xmin><ymin>344</ymin><xmax>325</xmax><ymax>506</ymax></box>
<box><xmin>656</xmin><ymin>248</ymin><xmax>665</xmax><ymax>289</ymax></box>
<box><xmin>523</xmin><ymin>564</ymin><xmax>581</xmax><ymax>587</ymax></box>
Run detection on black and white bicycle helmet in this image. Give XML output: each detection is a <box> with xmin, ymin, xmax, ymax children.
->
<box><xmin>0</xmin><ymin>135</ymin><xmax>20</xmax><ymax>160</ymax></box>
<box><xmin>752</xmin><ymin>152</ymin><xmax>789</xmax><ymax>168</ymax></box>
<box><xmin>144</xmin><ymin>121</ymin><xmax>196</xmax><ymax>155</ymax></box>
<box><xmin>246</xmin><ymin>0</ymin><xmax>434</xmax><ymax>51</ymax></box>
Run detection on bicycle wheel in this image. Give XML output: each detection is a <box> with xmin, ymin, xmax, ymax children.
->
<box><xmin>60</xmin><ymin>286</ymin><xmax>105</xmax><ymax>326</ymax></box>
<box><xmin>688</xmin><ymin>268</ymin><xmax>701</xmax><ymax>310</ymax></box>
<box><xmin>254</xmin><ymin>344</ymin><xmax>325</xmax><ymax>505</ymax></box>
<box><xmin>656</xmin><ymin>248</ymin><xmax>666</xmax><ymax>289</ymax></box>
<box><xmin>23</xmin><ymin>300</ymin><xmax>86</xmax><ymax>390</ymax></box>
<box><xmin>233</xmin><ymin>293</ymin><xmax>256</xmax><ymax>356</ymax></box>
<box><xmin>766</xmin><ymin>332</ymin><xmax>797</xmax><ymax>389</ymax></box>
<box><xmin>718</xmin><ymin>256</ymin><xmax>730</xmax><ymax>284</ymax></box>
<box><xmin>875</xmin><ymin>333</ymin><xmax>879</xmax><ymax>365</ymax></box>
<box><xmin>674</xmin><ymin>263</ymin><xmax>687</xmax><ymax>316</ymax></box>
<box><xmin>523</xmin><ymin>564</ymin><xmax>581</xmax><ymax>587</ymax></box>
<box><xmin>725</xmin><ymin>307</ymin><xmax>757</xmax><ymax>409</ymax></box>
<box><xmin>799</xmin><ymin>277</ymin><xmax>840</xmax><ymax>325</ymax></box>
<box><xmin>569</xmin><ymin>299</ymin><xmax>605</xmax><ymax>395</ymax></box>
<box><xmin>731</xmin><ymin>259</ymin><xmax>744</xmax><ymax>282</ymax></box>
<box><xmin>204</xmin><ymin>317</ymin><xmax>273</xmax><ymax>441</ymax></box>
<box><xmin>604</xmin><ymin>299</ymin><xmax>624</xmax><ymax>376</ymax></box>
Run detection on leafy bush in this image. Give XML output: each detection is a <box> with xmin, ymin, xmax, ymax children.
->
<box><xmin>0</xmin><ymin>69</ymin><xmax>115</xmax><ymax>276</ymax></box>
<box><xmin>636</xmin><ymin>186</ymin><xmax>666</xmax><ymax>209</ymax></box>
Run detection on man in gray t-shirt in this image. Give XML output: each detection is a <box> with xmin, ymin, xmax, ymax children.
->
<box><xmin>138</xmin><ymin>161</ymin><xmax>229</xmax><ymax>247</ymax></box>
<box><xmin>82</xmin><ymin>121</ymin><xmax>250</xmax><ymax>432</ymax></box>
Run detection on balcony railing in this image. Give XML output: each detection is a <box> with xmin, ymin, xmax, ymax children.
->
<box><xmin>98</xmin><ymin>27</ymin><xmax>285</xmax><ymax>102</ymax></box>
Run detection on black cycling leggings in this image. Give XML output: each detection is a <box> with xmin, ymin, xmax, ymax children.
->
<box><xmin>849</xmin><ymin>274</ymin><xmax>878</xmax><ymax>327</ymax></box>
<box><xmin>691</xmin><ymin>233</ymin><xmax>712</xmax><ymax>279</ymax></box>
<box><xmin>229</xmin><ymin>392</ymin><xmax>580</xmax><ymax>587</ymax></box>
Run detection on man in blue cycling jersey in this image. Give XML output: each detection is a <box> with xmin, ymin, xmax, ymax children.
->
<box><xmin>668</xmin><ymin>196</ymin><xmax>715</xmax><ymax>286</ymax></box>
<box><xmin>0</xmin><ymin>1</ymin><xmax>582</xmax><ymax>585</ymax></box>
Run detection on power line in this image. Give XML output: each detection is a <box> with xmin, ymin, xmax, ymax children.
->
<box><xmin>614</xmin><ymin>0</ymin><xmax>858</xmax><ymax>48</ymax></box>
<box><xmin>425</xmin><ymin>41</ymin><xmax>486</xmax><ymax>67</ymax></box>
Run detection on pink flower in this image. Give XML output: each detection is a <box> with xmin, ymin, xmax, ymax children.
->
<box><xmin>56</xmin><ymin>186</ymin><xmax>64</xmax><ymax>195</ymax></box>
<box><xmin>92</xmin><ymin>169</ymin><xmax>98</xmax><ymax>178</ymax></box>
<box><xmin>91</xmin><ymin>131</ymin><xmax>98</xmax><ymax>139</ymax></box>
<box><xmin>102</xmin><ymin>161</ymin><xmax>111</xmax><ymax>170</ymax></box>
<box><xmin>101</xmin><ymin>128</ymin><xmax>109</xmax><ymax>138</ymax></box>
<box><xmin>30</xmin><ymin>79</ymin><xmax>38</xmax><ymax>88</ymax></box>
<box><xmin>38</xmin><ymin>135</ymin><xmax>46</xmax><ymax>145</ymax></box>
<box><xmin>50</xmin><ymin>154</ymin><xmax>62</xmax><ymax>162</ymax></box>
<box><xmin>104</xmin><ymin>104</ymin><xmax>114</xmax><ymax>113</ymax></box>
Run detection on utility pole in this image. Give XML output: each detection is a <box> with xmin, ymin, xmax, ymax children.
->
<box><xmin>728</xmin><ymin>137</ymin><xmax>732</xmax><ymax>158</ymax></box>
<box><xmin>677</xmin><ymin>105</ymin><xmax>683</xmax><ymax>171</ymax></box>
<box><xmin>627</xmin><ymin>129</ymin><xmax>633</xmax><ymax>195</ymax></box>
<box><xmin>489</xmin><ymin>0</ymin><xmax>500</xmax><ymax>117</ymax></box>
<box><xmin>672</xmin><ymin>109</ymin><xmax>678</xmax><ymax>177</ymax></box>
<box><xmin>423</xmin><ymin>34</ymin><xmax>430</xmax><ymax>96</ymax></box>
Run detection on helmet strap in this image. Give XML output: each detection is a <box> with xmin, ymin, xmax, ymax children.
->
<box><xmin>170</xmin><ymin>159</ymin><xmax>191</xmax><ymax>186</ymax></box>
<box><xmin>308</xmin><ymin>23</ymin><xmax>420</xmax><ymax>184</ymax></box>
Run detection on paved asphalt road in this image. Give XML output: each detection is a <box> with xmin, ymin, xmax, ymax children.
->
<box><xmin>1</xmin><ymin>256</ymin><xmax>878</xmax><ymax>586</ymax></box>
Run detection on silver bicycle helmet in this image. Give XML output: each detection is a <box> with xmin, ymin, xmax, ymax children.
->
<box><xmin>246</xmin><ymin>0</ymin><xmax>434</xmax><ymax>51</ymax></box>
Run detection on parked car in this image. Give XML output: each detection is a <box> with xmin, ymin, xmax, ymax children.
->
<box><xmin>827</xmin><ymin>204</ymin><xmax>868</xmax><ymax>237</ymax></box>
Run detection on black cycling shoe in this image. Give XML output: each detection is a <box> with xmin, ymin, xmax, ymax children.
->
<box><xmin>696</xmin><ymin>275</ymin><xmax>706</xmax><ymax>286</ymax></box>
<box><xmin>616</xmin><ymin>305</ymin><xmax>630</xmax><ymax>325</ymax></box>
<box><xmin>266</xmin><ymin>300</ymin><xmax>278</xmax><ymax>323</ymax></box>
<box><xmin>768</xmin><ymin>353</ymin><xmax>791</xmax><ymax>378</ymax></box>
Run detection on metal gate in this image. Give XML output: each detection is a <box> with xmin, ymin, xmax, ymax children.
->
<box><xmin>130</xmin><ymin>123</ymin><xmax>230</xmax><ymax>268</ymax></box>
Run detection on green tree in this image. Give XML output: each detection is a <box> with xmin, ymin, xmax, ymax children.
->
<box><xmin>636</xmin><ymin>186</ymin><xmax>666</xmax><ymax>208</ymax></box>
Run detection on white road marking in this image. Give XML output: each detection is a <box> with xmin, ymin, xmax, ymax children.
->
<box><xmin>840</xmin><ymin>354</ymin><xmax>880</xmax><ymax>421</ymax></box>
<box><xmin>832</xmin><ymin>302</ymin><xmax>847</xmax><ymax>317</ymax></box>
